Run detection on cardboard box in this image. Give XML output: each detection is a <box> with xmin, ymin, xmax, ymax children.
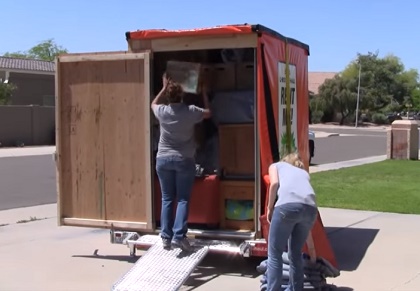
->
<box><xmin>236</xmin><ymin>62</ymin><xmax>254</xmax><ymax>90</ymax></box>
<box><xmin>212</xmin><ymin>63</ymin><xmax>236</xmax><ymax>92</ymax></box>
<box><xmin>166</xmin><ymin>61</ymin><xmax>202</xmax><ymax>94</ymax></box>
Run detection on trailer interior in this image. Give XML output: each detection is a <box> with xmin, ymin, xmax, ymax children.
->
<box><xmin>150</xmin><ymin>47</ymin><xmax>260</xmax><ymax>240</ymax></box>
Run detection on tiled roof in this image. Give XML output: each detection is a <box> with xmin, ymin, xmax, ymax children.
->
<box><xmin>308</xmin><ymin>72</ymin><xmax>338</xmax><ymax>94</ymax></box>
<box><xmin>0</xmin><ymin>56</ymin><xmax>55</xmax><ymax>73</ymax></box>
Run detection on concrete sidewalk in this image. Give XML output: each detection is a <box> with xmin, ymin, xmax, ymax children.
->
<box><xmin>319</xmin><ymin>208</ymin><xmax>420</xmax><ymax>291</ymax></box>
<box><xmin>0</xmin><ymin>146</ymin><xmax>55</xmax><ymax>158</ymax></box>
<box><xmin>0</xmin><ymin>203</ymin><xmax>57</xmax><ymax>226</ymax></box>
<box><xmin>1</xmin><ymin>206</ymin><xmax>420</xmax><ymax>291</ymax></box>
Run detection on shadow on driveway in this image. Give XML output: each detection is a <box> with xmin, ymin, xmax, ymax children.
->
<box><xmin>183</xmin><ymin>254</ymin><xmax>261</xmax><ymax>289</ymax></box>
<box><xmin>69</xmin><ymin>228</ymin><xmax>373</xmax><ymax>290</ymax></box>
<box><xmin>326</xmin><ymin>226</ymin><xmax>379</xmax><ymax>272</ymax></box>
<box><xmin>72</xmin><ymin>248</ymin><xmax>138</xmax><ymax>264</ymax></box>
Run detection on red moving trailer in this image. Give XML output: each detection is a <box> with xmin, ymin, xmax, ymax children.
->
<box><xmin>55</xmin><ymin>23</ymin><xmax>338</xmax><ymax>291</ymax></box>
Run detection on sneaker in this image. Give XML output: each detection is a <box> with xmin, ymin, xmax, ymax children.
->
<box><xmin>162</xmin><ymin>237</ymin><xmax>171</xmax><ymax>249</ymax></box>
<box><xmin>171</xmin><ymin>237</ymin><xmax>193</xmax><ymax>252</ymax></box>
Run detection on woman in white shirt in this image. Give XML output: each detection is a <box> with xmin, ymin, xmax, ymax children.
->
<box><xmin>266</xmin><ymin>152</ymin><xmax>318</xmax><ymax>291</ymax></box>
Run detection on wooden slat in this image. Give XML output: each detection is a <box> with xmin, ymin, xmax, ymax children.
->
<box><xmin>59</xmin><ymin>52</ymin><xmax>147</xmax><ymax>63</ymax></box>
<box><xmin>143</xmin><ymin>53</ymin><xmax>153</xmax><ymax>228</ymax></box>
<box><xmin>55</xmin><ymin>59</ymin><xmax>63</xmax><ymax>226</ymax></box>
<box><xmin>58</xmin><ymin>61</ymin><xmax>105</xmax><ymax>219</ymax></box>
<box><xmin>148</xmin><ymin>34</ymin><xmax>258</xmax><ymax>52</ymax></box>
<box><xmin>100</xmin><ymin>59</ymin><xmax>150</xmax><ymax>222</ymax></box>
<box><xmin>128</xmin><ymin>39</ymin><xmax>152</xmax><ymax>52</ymax></box>
<box><xmin>62</xmin><ymin>218</ymin><xmax>149</xmax><ymax>230</ymax></box>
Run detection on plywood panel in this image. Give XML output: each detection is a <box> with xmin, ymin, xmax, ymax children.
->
<box><xmin>57</xmin><ymin>52</ymin><xmax>152</xmax><ymax>229</ymax></box>
<box><xmin>58</xmin><ymin>61</ymin><xmax>105</xmax><ymax>219</ymax></box>
<box><xmin>100</xmin><ymin>59</ymin><xmax>151</xmax><ymax>222</ymax></box>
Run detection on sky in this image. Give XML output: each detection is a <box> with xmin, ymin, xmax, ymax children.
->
<box><xmin>1</xmin><ymin>0</ymin><xmax>419</xmax><ymax>72</ymax></box>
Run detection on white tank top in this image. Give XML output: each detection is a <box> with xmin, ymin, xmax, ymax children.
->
<box><xmin>274</xmin><ymin>162</ymin><xmax>317</xmax><ymax>207</ymax></box>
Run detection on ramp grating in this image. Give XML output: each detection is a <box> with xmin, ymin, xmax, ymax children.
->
<box><xmin>112</xmin><ymin>240</ymin><xmax>209</xmax><ymax>291</ymax></box>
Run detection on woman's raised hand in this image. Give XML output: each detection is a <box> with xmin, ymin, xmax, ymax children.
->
<box><xmin>162</xmin><ymin>73</ymin><xmax>171</xmax><ymax>89</ymax></box>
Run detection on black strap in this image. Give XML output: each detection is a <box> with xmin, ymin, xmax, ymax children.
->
<box><xmin>261</xmin><ymin>44</ymin><xmax>280</xmax><ymax>162</ymax></box>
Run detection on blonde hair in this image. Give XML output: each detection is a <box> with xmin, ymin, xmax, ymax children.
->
<box><xmin>281</xmin><ymin>152</ymin><xmax>305</xmax><ymax>169</ymax></box>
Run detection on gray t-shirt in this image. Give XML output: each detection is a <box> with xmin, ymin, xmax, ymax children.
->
<box><xmin>152</xmin><ymin>103</ymin><xmax>205</xmax><ymax>159</ymax></box>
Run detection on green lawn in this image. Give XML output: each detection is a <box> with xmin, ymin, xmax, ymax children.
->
<box><xmin>311</xmin><ymin>160</ymin><xmax>420</xmax><ymax>214</ymax></box>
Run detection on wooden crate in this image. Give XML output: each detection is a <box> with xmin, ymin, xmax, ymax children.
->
<box><xmin>218</xmin><ymin>124</ymin><xmax>255</xmax><ymax>176</ymax></box>
<box><xmin>220</xmin><ymin>180</ymin><xmax>255</xmax><ymax>231</ymax></box>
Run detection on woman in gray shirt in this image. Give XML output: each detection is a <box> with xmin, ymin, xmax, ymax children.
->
<box><xmin>151</xmin><ymin>74</ymin><xmax>211</xmax><ymax>252</ymax></box>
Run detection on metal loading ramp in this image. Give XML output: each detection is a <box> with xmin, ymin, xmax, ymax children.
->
<box><xmin>112</xmin><ymin>240</ymin><xmax>209</xmax><ymax>291</ymax></box>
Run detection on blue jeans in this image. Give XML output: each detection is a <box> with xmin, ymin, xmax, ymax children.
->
<box><xmin>267</xmin><ymin>203</ymin><xmax>317</xmax><ymax>291</ymax></box>
<box><xmin>156</xmin><ymin>156</ymin><xmax>196</xmax><ymax>241</ymax></box>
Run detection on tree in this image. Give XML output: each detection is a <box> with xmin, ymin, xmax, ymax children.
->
<box><xmin>3</xmin><ymin>39</ymin><xmax>68</xmax><ymax>61</ymax></box>
<box><xmin>317</xmin><ymin>75</ymin><xmax>358</xmax><ymax>125</ymax></box>
<box><xmin>317</xmin><ymin>51</ymin><xmax>420</xmax><ymax>125</ymax></box>
<box><xmin>412</xmin><ymin>88</ymin><xmax>420</xmax><ymax>110</ymax></box>
<box><xmin>0</xmin><ymin>83</ymin><xmax>17</xmax><ymax>105</ymax></box>
<box><xmin>341</xmin><ymin>52</ymin><xmax>419</xmax><ymax>112</ymax></box>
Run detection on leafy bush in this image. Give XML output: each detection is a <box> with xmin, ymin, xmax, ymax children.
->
<box><xmin>371</xmin><ymin>113</ymin><xmax>388</xmax><ymax>124</ymax></box>
<box><xmin>311</xmin><ymin>110</ymin><xmax>324</xmax><ymax>124</ymax></box>
<box><xmin>0</xmin><ymin>83</ymin><xmax>17</xmax><ymax>105</ymax></box>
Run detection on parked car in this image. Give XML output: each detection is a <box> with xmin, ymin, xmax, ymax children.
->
<box><xmin>387</xmin><ymin>113</ymin><xmax>402</xmax><ymax>123</ymax></box>
<box><xmin>309</xmin><ymin>130</ymin><xmax>315</xmax><ymax>164</ymax></box>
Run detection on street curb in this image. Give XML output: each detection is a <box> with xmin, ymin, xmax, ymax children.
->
<box><xmin>309</xmin><ymin>155</ymin><xmax>387</xmax><ymax>174</ymax></box>
<box><xmin>326</xmin><ymin>133</ymin><xmax>340</xmax><ymax>137</ymax></box>
<box><xmin>312</xmin><ymin>131</ymin><xmax>340</xmax><ymax>138</ymax></box>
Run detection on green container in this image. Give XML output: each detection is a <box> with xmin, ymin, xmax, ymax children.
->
<box><xmin>225</xmin><ymin>199</ymin><xmax>254</xmax><ymax>221</ymax></box>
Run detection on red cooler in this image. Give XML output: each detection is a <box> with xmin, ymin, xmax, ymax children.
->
<box><xmin>154</xmin><ymin>174</ymin><xmax>221</xmax><ymax>226</ymax></box>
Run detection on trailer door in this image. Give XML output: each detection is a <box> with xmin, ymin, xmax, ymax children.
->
<box><xmin>56</xmin><ymin>52</ymin><xmax>153</xmax><ymax>231</ymax></box>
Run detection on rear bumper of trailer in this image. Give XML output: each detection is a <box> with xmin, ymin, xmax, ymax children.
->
<box><xmin>110</xmin><ymin>230</ymin><xmax>268</xmax><ymax>258</ymax></box>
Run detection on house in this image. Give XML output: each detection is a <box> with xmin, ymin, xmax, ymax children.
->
<box><xmin>0</xmin><ymin>56</ymin><xmax>55</xmax><ymax>105</ymax></box>
<box><xmin>308</xmin><ymin>72</ymin><xmax>337</xmax><ymax>95</ymax></box>
<box><xmin>0</xmin><ymin>57</ymin><xmax>56</xmax><ymax>147</ymax></box>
